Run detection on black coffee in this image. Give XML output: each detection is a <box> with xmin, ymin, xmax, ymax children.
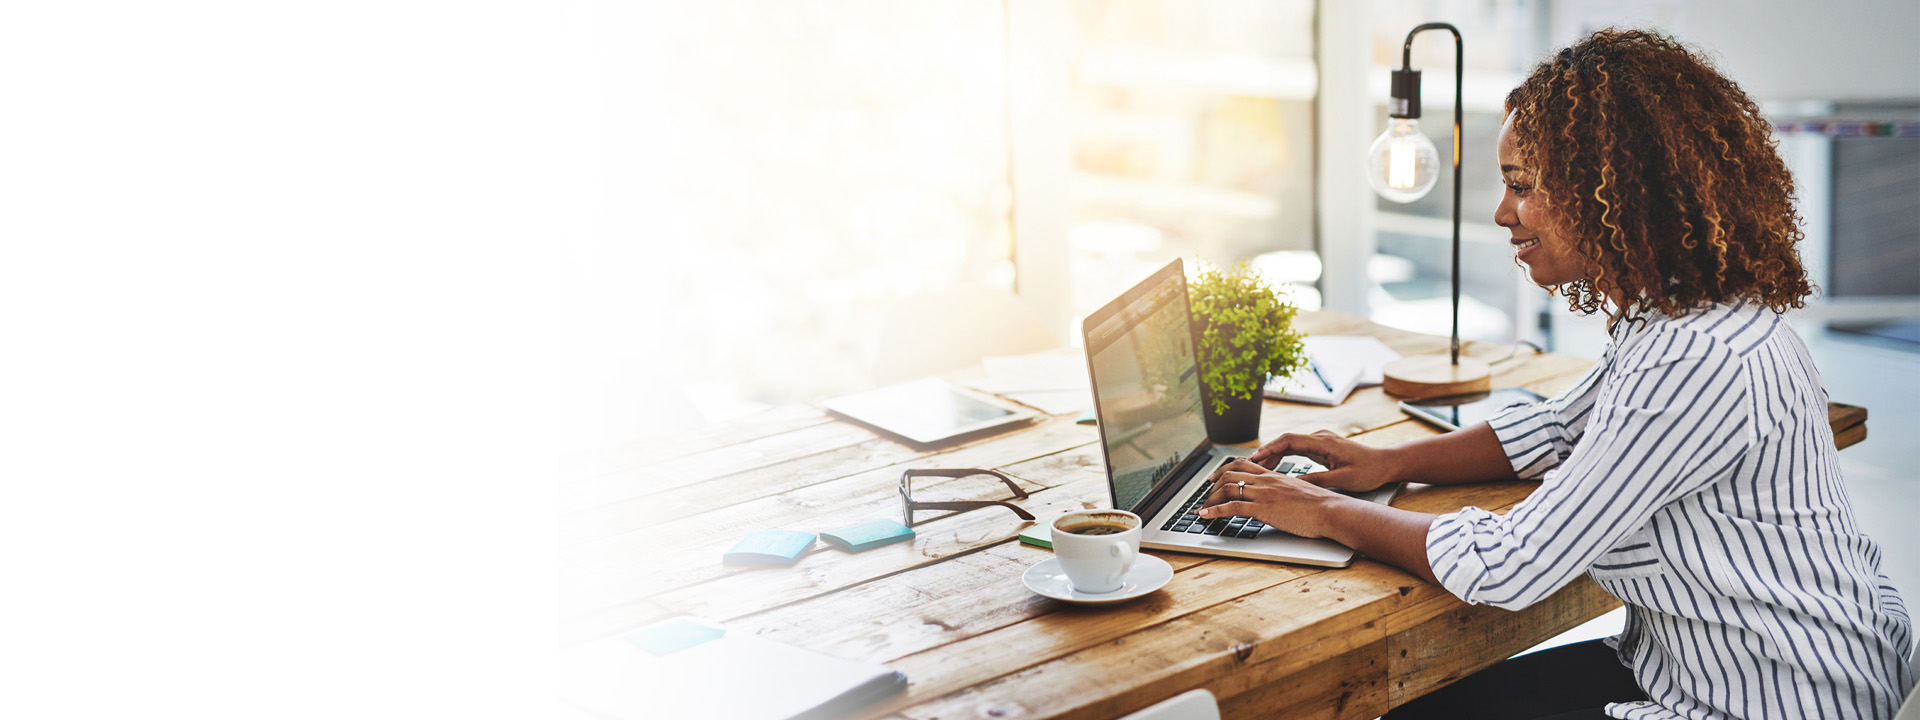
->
<box><xmin>1059</xmin><ymin>522</ymin><xmax>1129</xmax><ymax>536</ymax></box>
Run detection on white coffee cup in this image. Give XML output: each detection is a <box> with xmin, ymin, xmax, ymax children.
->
<box><xmin>1050</xmin><ymin>509</ymin><xmax>1142</xmax><ymax>593</ymax></box>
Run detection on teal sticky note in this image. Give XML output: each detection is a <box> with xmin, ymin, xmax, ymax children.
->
<box><xmin>820</xmin><ymin>519</ymin><xmax>915</xmax><ymax>552</ymax></box>
<box><xmin>627</xmin><ymin>618</ymin><xmax>726</xmax><ymax>656</ymax></box>
<box><xmin>724</xmin><ymin>529</ymin><xmax>817</xmax><ymax>565</ymax></box>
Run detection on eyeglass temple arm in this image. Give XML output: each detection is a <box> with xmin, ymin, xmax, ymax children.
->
<box><xmin>898</xmin><ymin>468</ymin><xmax>1030</xmax><ymax>499</ymax></box>
<box><xmin>905</xmin><ymin>499</ymin><xmax>1037</xmax><ymax>521</ymax></box>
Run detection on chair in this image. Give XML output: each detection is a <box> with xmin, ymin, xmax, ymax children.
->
<box><xmin>1118</xmin><ymin>688</ymin><xmax>1221</xmax><ymax>720</ymax></box>
<box><xmin>870</xmin><ymin>284</ymin><xmax>1062</xmax><ymax>386</ymax></box>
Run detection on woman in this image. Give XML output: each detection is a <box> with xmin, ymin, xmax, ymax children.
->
<box><xmin>1197</xmin><ymin>29</ymin><xmax>1914</xmax><ymax>719</ymax></box>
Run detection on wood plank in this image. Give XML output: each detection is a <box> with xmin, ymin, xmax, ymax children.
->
<box><xmin>886</xmin><ymin>562</ymin><xmax>1616</xmax><ymax>720</ymax></box>
<box><xmin>738</xmin><ymin>541</ymin><xmax>1215</xmax><ymax>663</ymax></box>
<box><xmin>561</xmin><ymin>419</ymin><xmax>885</xmax><ymax>512</ymax></box>
<box><xmin>643</xmin><ymin>427</ymin><xmax>1312</xmax><ymax>624</ymax></box>
<box><xmin>1380</xmin><ymin>578</ymin><xmax>1620</xmax><ymax>709</ymax></box>
<box><xmin>1830</xmin><ymin>401</ymin><xmax>1867</xmax><ymax>451</ymax></box>
<box><xmin>560</xmin><ymin>422</ymin><xmax>1097</xmax><ymax>616</ymax></box>
<box><xmin>646</xmin><ymin>474</ymin><xmax>1117</xmax><ymax>622</ymax></box>
<box><xmin>1828</xmin><ymin>401</ymin><xmax>1866</xmax><ymax>431</ymax></box>
<box><xmin>1214</xmin><ymin>641</ymin><xmax>1388</xmax><ymax>720</ymax></box>
<box><xmin>1202</xmin><ymin>580</ymin><xmax>1619</xmax><ymax>719</ymax></box>
<box><xmin>1835</xmin><ymin>422</ymin><xmax>1867</xmax><ymax>450</ymax></box>
<box><xmin>887</xmin><ymin>562</ymin><xmax>1446</xmax><ymax>720</ymax></box>
<box><xmin>563</xmin><ymin>432</ymin><xmax>928</xmax><ymax>546</ymax></box>
<box><xmin>1254</xmin><ymin>347</ymin><xmax>1593</xmax><ymax>443</ymax></box>
<box><xmin>558</xmin><ymin>600</ymin><xmax>676</xmax><ymax>650</ymax></box>
<box><xmin>559</xmin><ymin>404</ymin><xmax>832</xmax><ymax>479</ymax></box>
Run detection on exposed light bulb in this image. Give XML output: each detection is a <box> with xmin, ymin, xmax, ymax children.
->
<box><xmin>1367</xmin><ymin>118</ymin><xmax>1440</xmax><ymax>203</ymax></box>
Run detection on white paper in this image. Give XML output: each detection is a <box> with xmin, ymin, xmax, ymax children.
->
<box><xmin>561</xmin><ymin>617</ymin><xmax>902</xmax><ymax>720</ymax></box>
<box><xmin>1265</xmin><ymin>358</ymin><xmax>1364</xmax><ymax>406</ymax></box>
<box><xmin>993</xmin><ymin>389</ymin><xmax>1091</xmax><ymax>416</ymax></box>
<box><xmin>1301</xmin><ymin>336</ymin><xmax>1401</xmax><ymax>387</ymax></box>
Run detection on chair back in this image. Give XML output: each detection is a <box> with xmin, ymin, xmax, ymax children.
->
<box><xmin>1118</xmin><ymin>688</ymin><xmax>1220</xmax><ymax>720</ymax></box>
<box><xmin>1896</xmin><ymin>680</ymin><xmax>1920</xmax><ymax>720</ymax></box>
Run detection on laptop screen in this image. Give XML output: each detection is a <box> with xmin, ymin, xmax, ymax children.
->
<box><xmin>1084</xmin><ymin>262</ymin><xmax>1210</xmax><ymax>512</ymax></box>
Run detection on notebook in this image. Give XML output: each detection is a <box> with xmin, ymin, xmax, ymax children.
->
<box><xmin>1265</xmin><ymin>336</ymin><xmax>1403</xmax><ymax>406</ymax></box>
<box><xmin>1264</xmin><ymin>355</ymin><xmax>1363</xmax><ymax>406</ymax></box>
<box><xmin>560</xmin><ymin>616</ymin><xmax>906</xmax><ymax>720</ymax></box>
<box><xmin>1081</xmin><ymin>259</ymin><xmax>1400</xmax><ymax>567</ymax></box>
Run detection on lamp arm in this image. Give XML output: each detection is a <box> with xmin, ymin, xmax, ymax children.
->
<box><xmin>1400</xmin><ymin>23</ymin><xmax>1465</xmax><ymax>366</ymax></box>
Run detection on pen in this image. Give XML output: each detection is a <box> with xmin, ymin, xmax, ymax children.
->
<box><xmin>1307</xmin><ymin>357</ymin><xmax>1333</xmax><ymax>393</ymax></box>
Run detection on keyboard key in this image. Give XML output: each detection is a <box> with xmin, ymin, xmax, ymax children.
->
<box><xmin>1203</xmin><ymin>518</ymin><xmax>1230</xmax><ymax>535</ymax></box>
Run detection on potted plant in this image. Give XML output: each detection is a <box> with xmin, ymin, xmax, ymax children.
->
<box><xmin>1189</xmin><ymin>261</ymin><xmax>1307</xmax><ymax>444</ymax></box>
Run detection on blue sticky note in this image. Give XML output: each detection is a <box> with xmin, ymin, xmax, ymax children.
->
<box><xmin>820</xmin><ymin>519</ymin><xmax>915</xmax><ymax>552</ymax></box>
<box><xmin>724</xmin><ymin>529</ymin><xmax>817</xmax><ymax>566</ymax></box>
<box><xmin>628</xmin><ymin>618</ymin><xmax>726</xmax><ymax>656</ymax></box>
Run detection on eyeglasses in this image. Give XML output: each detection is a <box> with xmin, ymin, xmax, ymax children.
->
<box><xmin>898</xmin><ymin>468</ymin><xmax>1036</xmax><ymax>528</ymax></box>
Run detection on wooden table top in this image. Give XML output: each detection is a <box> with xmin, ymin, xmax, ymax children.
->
<box><xmin>559</xmin><ymin>311</ymin><xmax>1869</xmax><ymax>720</ymax></box>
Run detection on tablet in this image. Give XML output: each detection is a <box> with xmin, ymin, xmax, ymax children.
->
<box><xmin>1397</xmin><ymin>387</ymin><xmax>1547</xmax><ymax>432</ymax></box>
<box><xmin>822</xmin><ymin>379</ymin><xmax>1038</xmax><ymax>445</ymax></box>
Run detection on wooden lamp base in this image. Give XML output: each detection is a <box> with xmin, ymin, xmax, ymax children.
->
<box><xmin>1382</xmin><ymin>354</ymin><xmax>1491</xmax><ymax>399</ymax></box>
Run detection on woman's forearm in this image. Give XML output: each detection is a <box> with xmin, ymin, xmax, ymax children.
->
<box><xmin>1384</xmin><ymin>422</ymin><xmax>1520</xmax><ymax>486</ymax></box>
<box><xmin>1311</xmin><ymin>423</ymin><xmax>1510</xmax><ymax>582</ymax></box>
<box><xmin>1319</xmin><ymin>497</ymin><xmax>1440</xmax><ymax>584</ymax></box>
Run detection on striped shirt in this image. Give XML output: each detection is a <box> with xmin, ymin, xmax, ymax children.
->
<box><xmin>1426</xmin><ymin>302</ymin><xmax>1916</xmax><ymax>719</ymax></box>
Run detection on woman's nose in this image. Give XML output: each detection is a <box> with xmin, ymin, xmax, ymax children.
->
<box><xmin>1494</xmin><ymin>197</ymin><xmax>1518</xmax><ymax>228</ymax></box>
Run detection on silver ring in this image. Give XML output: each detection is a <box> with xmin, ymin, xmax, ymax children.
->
<box><xmin>1236</xmin><ymin>481</ymin><xmax>1246</xmax><ymax>501</ymax></box>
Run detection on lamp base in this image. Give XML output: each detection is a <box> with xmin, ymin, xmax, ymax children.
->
<box><xmin>1382</xmin><ymin>354</ymin><xmax>1491</xmax><ymax>399</ymax></box>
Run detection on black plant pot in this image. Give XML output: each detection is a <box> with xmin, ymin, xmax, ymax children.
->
<box><xmin>1202</xmin><ymin>380</ymin><xmax>1264</xmax><ymax>445</ymax></box>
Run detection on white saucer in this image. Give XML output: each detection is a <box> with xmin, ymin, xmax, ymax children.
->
<box><xmin>1022</xmin><ymin>554</ymin><xmax>1173</xmax><ymax>605</ymax></box>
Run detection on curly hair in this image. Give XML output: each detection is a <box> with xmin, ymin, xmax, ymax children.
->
<box><xmin>1504</xmin><ymin>29</ymin><xmax>1812</xmax><ymax>320</ymax></box>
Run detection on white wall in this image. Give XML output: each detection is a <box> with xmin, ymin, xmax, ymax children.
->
<box><xmin>1549</xmin><ymin>0</ymin><xmax>1920</xmax><ymax>103</ymax></box>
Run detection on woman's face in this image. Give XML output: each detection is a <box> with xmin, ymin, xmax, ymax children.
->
<box><xmin>1495</xmin><ymin>112</ymin><xmax>1587</xmax><ymax>288</ymax></box>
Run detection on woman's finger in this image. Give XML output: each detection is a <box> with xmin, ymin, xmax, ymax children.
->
<box><xmin>1248</xmin><ymin>432</ymin><xmax>1313</xmax><ymax>464</ymax></box>
<box><xmin>1204</xmin><ymin>469</ymin><xmax>1268</xmax><ymax>505</ymax></box>
<box><xmin>1252</xmin><ymin>431</ymin><xmax>1335</xmax><ymax>466</ymax></box>
<box><xmin>1206</xmin><ymin>459</ymin><xmax>1268</xmax><ymax>486</ymax></box>
<box><xmin>1196</xmin><ymin>499</ymin><xmax>1259</xmax><ymax>520</ymax></box>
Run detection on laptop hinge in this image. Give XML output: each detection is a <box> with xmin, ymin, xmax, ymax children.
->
<box><xmin>1133</xmin><ymin>441</ymin><xmax>1214</xmax><ymax>519</ymax></box>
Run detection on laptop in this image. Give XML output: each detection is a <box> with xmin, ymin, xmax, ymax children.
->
<box><xmin>1081</xmin><ymin>258</ymin><xmax>1399</xmax><ymax>568</ymax></box>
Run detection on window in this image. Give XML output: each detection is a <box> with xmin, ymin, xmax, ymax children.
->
<box><xmin>1064</xmin><ymin>1</ymin><xmax>1320</xmax><ymax>319</ymax></box>
<box><xmin>606</xmin><ymin>2</ymin><xmax>1014</xmax><ymax>417</ymax></box>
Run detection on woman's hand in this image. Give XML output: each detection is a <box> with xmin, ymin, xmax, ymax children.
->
<box><xmin>1197</xmin><ymin>460</ymin><xmax>1351</xmax><ymax>539</ymax></box>
<box><xmin>1248</xmin><ymin>430</ymin><xmax>1402</xmax><ymax>493</ymax></box>
<box><xmin>1199</xmin><ymin>456</ymin><xmax>1443</xmax><ymax>584</ymax></box>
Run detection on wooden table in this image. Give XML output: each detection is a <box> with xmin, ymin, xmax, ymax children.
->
<box><xmin>559</xmin><ymin>311</ymin><xmax>1869</xmax><ymax>720</ymax></box>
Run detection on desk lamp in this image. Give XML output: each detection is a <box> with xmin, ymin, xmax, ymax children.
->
<box><xmin>1365</xmin><ymin>22</ymin><xmax>1490</xmax><ymax>398</ymax></box>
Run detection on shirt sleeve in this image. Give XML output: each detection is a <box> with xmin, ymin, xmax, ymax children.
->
<box><xmin>1480</xmin><ymin>344</ymin><xmax>1612</xmax><ymax>480</ymax></box>
<box><xmin>1426</xmin><ymin>329</ymin><xmax>1757</xmax><ymax>610</ymax></box>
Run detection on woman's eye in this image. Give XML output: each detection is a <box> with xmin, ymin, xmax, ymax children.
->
<box><xmin>1506</xmin><ymin>183</ymin><xmax>1532</xmax><ymax>196</ymax></box>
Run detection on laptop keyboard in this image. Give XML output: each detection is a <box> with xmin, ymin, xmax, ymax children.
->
<box><xmin>1159</xmin><ymin>458</ymin><xmax>1314</xmax><ymax>539</ymax></box>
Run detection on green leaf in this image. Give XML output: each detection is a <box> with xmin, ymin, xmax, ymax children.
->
<box><xmin>1187</xmin><ymin>259</ymin><xmax>1308</xmax><ymax>412</ymax></box>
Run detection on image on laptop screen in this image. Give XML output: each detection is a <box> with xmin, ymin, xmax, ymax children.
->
<box><xmin>1086</xmin><ymin>272</ymin><xmax>1209</xmax><ymax>511</ymax></box>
